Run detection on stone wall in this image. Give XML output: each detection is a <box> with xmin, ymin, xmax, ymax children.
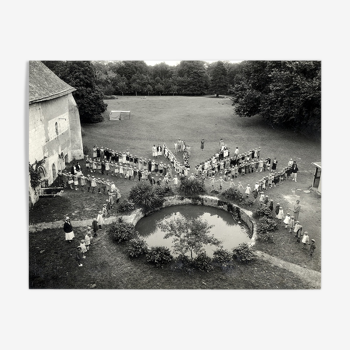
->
<box><xmin>118</xmin><ymin>195</ymin><xmax>257</xmax><ymax>246</ymax></box>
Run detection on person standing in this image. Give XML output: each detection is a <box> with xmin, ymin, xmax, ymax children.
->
<box><xmin>309</xmin><ymin>239</ymin><xmax>316</xmax><ymax>257</ymax></box>
<box><xmin>234</xmin><ymin>147</ymin><xmax>239</xmax><ymax>156</ymax></box>
<box><xmin>92</xmin><ymin>217</ymin><xmax>98</xmax><ymax>237</ymax></box>
<box><xmin>302</xmin><ymin>231</ymin><xmax>310</xmax><ymax>248</ymax></box>
<box><xmin>271</xmin><ymin>157</ymin><xmax>278</xmax><ymax>171</ymax></box>
<box><xmin>96</xmin><ymin>211</ymin><xmax>104</xmax><ymax>230</ymax></box>
<box><xmin>63</xmin><ymin>217</ymin><xmax>74</xmax><ymax>242</ymax></box>
<box><xmin>293</xmin><ymin>200</ymin><xmax>301</xmax><ymax>221</ymax></box>
<box><xmin>291</xmin><ymin>161</ymin><xmax>299</xmax><ymax>182</ymax></box>
<box><xmin>201</xmin><ymin>139</ymin><xmax>205</xmax><ymax>151</ymax></box>
<box><xmin>75</xmin><ymin>247</ymin><xmax>83</xmax><ymax>267</ymax></box>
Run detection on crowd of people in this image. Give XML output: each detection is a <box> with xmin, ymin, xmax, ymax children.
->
<box><xmin>61</xmin><ymin>139</ymin><xmax>313</xmax><ymax>265</ymax></box>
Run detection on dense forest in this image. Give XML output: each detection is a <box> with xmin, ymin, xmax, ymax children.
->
<box><xmin>42</xmin><ymin>60</ymin><xmax>321</xmax><ymax>134</ymax></box>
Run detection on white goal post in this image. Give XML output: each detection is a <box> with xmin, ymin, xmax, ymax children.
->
<box><xmin>109</xmin><ymin>111</ymin><xmax>131</xmax><ymax>120</ymax></box>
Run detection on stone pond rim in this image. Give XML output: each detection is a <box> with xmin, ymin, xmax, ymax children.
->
<box><xmin>118</xmin><ymin>195</ymin><xmax>258</xmax><ymax>246</ymax></box>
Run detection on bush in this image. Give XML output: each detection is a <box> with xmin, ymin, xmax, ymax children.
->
<box><xmin>127</xmin><ymin>238</ymin><xmax>148</xmax><ymax>258</ymax></box>
<box><xmin>254</xmin><ymin>204</ymin><xmax>272</xmax><ymax>218</ymax></box>
<box><xmin>153</xmin><ymin>186</ymin><xmax>174</xmax><ymax>198</ymax></box>
<box><xmin>232</xmin><ymin>243</ymin><xmax>256</xmax><ymax>264</ymax></box>
<box><xmin>109</xmin><ymin>222</ymin><xmax>136</xmax><ymax>243</ymax></box>
<box><xmin>179</xmin><ymin>178</ymin><xmax>206</xmax><ymax>196</ymax></box>
<box><xmin>117</xmin><ymin>199</ymin><xmax>135</xmax><ymax>213</ymax></box>
<box><xmin>213</xmin><ymin>248</ymin><xmax>232</xmax><ymax>264</ymax></box>
<box><xmin>129</xmin><ymin>182</ymin><xmax>165</xmax><ymax>211</ymax></box>
<box><xmin>83</xmin><ymin>144</ymin><xmax>90</xmax><ymax>155</ymax></box>
<box><xmin>146</xmin><ymin>246</ymin><xmax>173</xmax><ymax>268</ymax></box>
<box><xmin>222</xmin><ymin>188</ymin><xmax>243</xmax><ymax>202</ymax></box>
<box><xmin>192</xmin><ymin>253</ymin><xmax>214</xmax><ymax>272</ymax></box>
<box><xmin>258</xmin><ymin>217</ymin><xmax>278</xmax><ymax>233</ymax></box>
<box><xmin>173</xmin><ymin>254</ymin><xmax>194</xmax><ymax>274</ymax></box>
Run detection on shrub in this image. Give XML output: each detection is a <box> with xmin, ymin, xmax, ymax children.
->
<box><xmin>173</xmin><ymin>254</ymin><xmax>194</xmax><ymax>274</ymax></box>
<box><xmin>129</xmin><ymin>182</ymin><xmax>165</xmax><ymax>210</ymax></box>
<box><xmin>117</xmin><ymin>199</ymin><xmax>135</xmax><ymax>213</ymax></box>
<box><xmin>146</xmin><ymin>246</ymin><xmax>173</xmax><ymax>268</ymax></box>
<box><xmin>192</xmin><ymin>253</ymin><xmax>214</xmax><ymax>272</ymax></box>
<box><xmin>258</xmin><ymin>217</ymin><xmax>278</xmax><ymax>233</ymax></box>
<box><xmin>254</xmin><ymin>204</ymin><xmax>272</xmax><ymax>218</ymax></box>
<box><xmin>153</xmin><ymin>186</ymin><xmax>174</xmax><ymax>198</ymax></box>
<box><xmin>127</xmin><ymin>238</ymin><xmax>148</xmax><ymax>258</ymax></box>
<box><xmin>83</xmin><ymin>144</ymin><xmax>90</xmax><ymax>155</ymax></box>
<box><xmin>232</xmin><ymin>243</ymin><xmax>256</xmax><ymax>264</ymax></box>
<box><xmin>213</xmin><ymin>248</ymin><xmax>232</xmax><ymax>264</ymax></box>
<box><xmin>222</xmin><ymin>188</ymin><xmax>244</xmax><ymax>202</ymax></box>
<box><xmin>109</xmin><ymin>222</ymin><xmax>136</xmax><ymax>243</ymax></box>
<box><xmin>179</xmin><ymin>178</ymin><xmax>206</xmax><ymax>196</ymax></box>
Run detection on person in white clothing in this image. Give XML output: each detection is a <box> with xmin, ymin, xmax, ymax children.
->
<box><xmin>276</xmin><ymin>206</ymin><xmax>284</xmax><ymax>222</ymax></box>
<box><xmin>283</xmin><ymin>213</ymin><xmax>291</xmax><ymax>229</ymax></box>
<box><xmin>301</xmin><ymin>231</ymin><xmax>309</xmax><ymax>248</ymax></box>
<box><xmin>245</xmin><ymin>184</ymin><xmax>251</xmax><ymax>197</ymax></box>
<box><xmin>96</xmin><ymin>211</ymin><xmax>104</xmax><ymax>229</ymax></box>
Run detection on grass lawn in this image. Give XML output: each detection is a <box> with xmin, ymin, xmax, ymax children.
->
<box><xmin>29</xmin><ymin>225</ymin><xmax>315</xmax><ymax>289</ymax></box>
<box><xmin>29</xmin><ymin>95</ymin><xmax>321</xmax><ymax>288</ymax></box>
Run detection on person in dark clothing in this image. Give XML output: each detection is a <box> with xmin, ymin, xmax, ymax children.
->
<box><xmin>310</xmin><ymin>239</ymin><xmax>316</xmax><ymax>256</ymax></box>
<box><xmin>92</xmin><ymin>218</ymin><xmax>98</xmax><ymax>237</ymax></box>
<box><xmin>201</xmin><ymin>139</ymin><xmax>205</xmax><ymax>150</ymax></box>
<box><xmin>75</xmin><ymin>247</ymin><xmax>83</xmax><ymax>267</ymax></box>
<box><xmin>64</xmin><ymin>217</ymin><xmax>74</xmax><ymax>242</ymax></box>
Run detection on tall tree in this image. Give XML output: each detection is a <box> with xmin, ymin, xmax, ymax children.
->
<box><xmin>176</xmin><ymin>61</ymin><xmax>209</xmax><ymax>95</ymax></box>
<box><xmin>158</xmin><ymin>217</ymin><xmax>221</xmax><ymax>258</ymax></box>
<box><xmin>209</xmin><ymin>61</ymin><xmax>228</xmax><ymax>97</ymax></box>
<box><xmin>42</xmin><ymin>61</ymin><xmax>107</xmax><ymax>123</ymax></box>
<box><xmin>231</xmin><ymin>61</ymin><xmax>321</xmax><ymax>134</ymax></box>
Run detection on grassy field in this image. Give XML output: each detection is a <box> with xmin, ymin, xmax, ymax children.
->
<box><xmin>29</xmin><ymin>95</ymin><xmax>321</xmax><ymax>288</ymax></box>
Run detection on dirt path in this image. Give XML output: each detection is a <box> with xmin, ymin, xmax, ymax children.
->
<box><xmin>255</xmin><ymin>250</ymin><xmax>321</xmax><ymax>288</ymax></box>
<box><xmin>29</xmin><ymin>216</ymin><xmax>118</xmax><ymax>232</ymax></box>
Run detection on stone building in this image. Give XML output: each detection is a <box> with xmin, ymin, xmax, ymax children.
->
<box><xmin>29</xmin><ymin>61</ymin><xmax>84</xmax><ymax>205</ymax></box>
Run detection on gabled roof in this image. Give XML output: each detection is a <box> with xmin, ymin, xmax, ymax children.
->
<box><xmin>29</xmin><ymin>61</ymin><xmax>76</xmax><ymax>104</ymax></box>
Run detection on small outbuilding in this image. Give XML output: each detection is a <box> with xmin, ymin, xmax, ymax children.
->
<box><xmin>109</xmin><ymin>110</ymin><xmax>131</xmax><ymax>120</ymax></box>
<box><xmin>311</xmin><ymin>162</ymin><xmax>321</xmax><ymax>194</ymax></box>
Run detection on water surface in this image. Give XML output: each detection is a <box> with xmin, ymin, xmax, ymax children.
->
<box><xmin>135</xmin><ymin>205</ymin><xmax>250</xmax><ymax>257</ymax></box>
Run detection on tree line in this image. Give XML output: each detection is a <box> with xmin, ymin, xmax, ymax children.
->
<box><xmin>42</xmin><ymin>60</ymin><xmax>321</xmax><ymax>134</ymax></box>
<box><xmin>92</xmin><ymin>60</ymin><xmax>237</xmax><ymax>97</ymax></box>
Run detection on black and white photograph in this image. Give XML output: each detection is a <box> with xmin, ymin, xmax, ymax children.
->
<box><xmin>28</xmin><ymin>60</ymin><xmax>321</xmax><ymax>289</ymax></box>
<box><xmin>3</xmin><ymin>1</ymin><xmax>349</xmax><ymax>349</ymax></box>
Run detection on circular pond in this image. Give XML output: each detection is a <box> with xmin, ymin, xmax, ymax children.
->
<box><xmin>135</xmin><ymin>205</ymin><xmax>251</xmax><ymax>258</ymax></box>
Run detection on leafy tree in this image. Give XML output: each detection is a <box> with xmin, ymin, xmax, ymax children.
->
<box><xmin>231</xmin><ymin>61</ymin><xmax>321</xmax><ymax>134</ymax></box>
<box><xmin>42</xmin><ymin>61</ymin><xmax>107</xmax><ymax>123</ymax></box>
<box><xmin>145</xmin><ymin>84</ymin><xmax>153</xmax><ymax>96</ymax></box>
<box><xmin>155</xmin><ymin>83</ymin><xmax>164</xmax><ymax>95</ymax></box>
<box><xmin>209</xmin><ymin>61</ymin><xmax>228</xmax><ymax>97</ymax></box>
<box><xmin>158</xmin><ymin>217</ymin><xmax>221</xmax><ymax>258</ymax></box>
<box><xmin>176</xmin><ymin>61</ymin><xmax>209</xmax><ymax>95</ymax></box>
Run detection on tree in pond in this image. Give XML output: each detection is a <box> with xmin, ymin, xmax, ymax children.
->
<box><xmin>157</xmin><ymin>217</ymin><xmax>221</xmax><ymax>258</ymax></box>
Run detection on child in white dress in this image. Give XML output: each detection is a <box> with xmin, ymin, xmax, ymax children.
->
<box><xmin>276</xmin><ymin>206</ymin><xmax>284</xmax><ymax>223</ymax></box>
<box><xmin>283</xmin><ymin>213</ymin><xmax>291</xmax><ymax>229</ymax></box>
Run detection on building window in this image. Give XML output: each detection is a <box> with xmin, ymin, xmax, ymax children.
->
<box><xmin>55</xmin><ymin>122</ymin><xmax>59</xmax><ymax>135</ymax></box>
